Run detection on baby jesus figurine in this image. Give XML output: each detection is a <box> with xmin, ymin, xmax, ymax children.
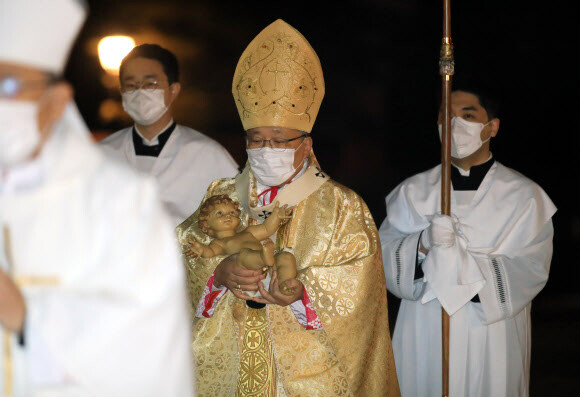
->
<box><xmin>184</xmin><ymin>194</ymin><xmax>298</xmax><ymax>295</ymax></box>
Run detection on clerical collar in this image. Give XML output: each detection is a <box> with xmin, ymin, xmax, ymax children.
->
<box><xmin>132</xmin><ymin>121</ymin><xmax>177</xmax><ymax>157</ymax></box>
<box><xmin>451</xmin><ymin>155</ymin><xmax>495</xmax><ymax>191</ymax></box>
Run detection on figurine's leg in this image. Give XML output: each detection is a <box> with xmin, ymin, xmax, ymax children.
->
<box><xmin>274</xmin><ymin>252</ymin><xmax>297</xmax><ymax>295</ymax></box>
<box><xmin>260</xmin><ymin>239</ymin><xmax>275</xmax><ymax>267</ymax></box>
<box><xmin>238</xmin><ymin>248</ymin><xmax>268</xmax><ymax>271</ymax></box>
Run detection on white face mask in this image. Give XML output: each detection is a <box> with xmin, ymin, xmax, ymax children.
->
<box><xmin>438</xmin><ymin>117</ymin><xmax>491</xmax><ymax>159</ymax></box>
<box><xmin>122</xmin><ymin>89</ymin><xmax>168</xmax><ymax>126</ymax></box>
<box><xmin>247</xmin><ymin>141</ymin><xmax>305</xmax><ymax>187</ymax></box>
<box><xmin>0</xmin><ymin>100</ymin><xmax>41</xmax><ymax>167</ymax></box>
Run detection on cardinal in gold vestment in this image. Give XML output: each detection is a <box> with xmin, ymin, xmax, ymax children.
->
<box><xmin>176</xmin><ymin>19</ymin><xmax>400</xmax><ymax>397</ymax></box>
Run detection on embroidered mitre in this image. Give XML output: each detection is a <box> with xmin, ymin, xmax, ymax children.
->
<box><xmin>232</xmin><ymin>19</ymin><xmax>325</xmax><ymax>133</ymax></box>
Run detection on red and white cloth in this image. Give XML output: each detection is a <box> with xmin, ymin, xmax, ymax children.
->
<box><xmin>257</xmin><ymin>186</ymin><xmax>278</xmax><ymax>206</ymax></box>
<box><xmin>195</xmin><ymin>273</ymin><xmax>322</xmax><ymax>330</ymax></box>
<box><xmin>195</xmin><ymin>273</ymin><xmax>228</xmax><ymax>319</ymax></box>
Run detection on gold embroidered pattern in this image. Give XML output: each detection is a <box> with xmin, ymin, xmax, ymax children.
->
<box><xmin>177</xmin><ymin>162</ymin><xmax>400</xmax><ymax>396</ymax></box>
<box><xmin>2</xmin><ymin>332</ymin><xmax>12</xmax><ymax>396</ymax></box>
<box><xmin>232</xmin><ymin>19</ymin><xmax>325</xmax><ymax>133</ymax></box>
<box><xmin>1</xmin><ymin>225</ymin><xmax>62</xmax><ymax>396</ymax></box>
<box><xmin>236</xmin><ymin>308</ymin><xmax>276</xmax><ymax>397</ymax></box>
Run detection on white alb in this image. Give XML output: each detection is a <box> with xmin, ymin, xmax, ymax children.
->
<box><xmin>379</xmin><ymin>161</ymin><xmax>556</xmax><ymax>397</ymax></box>
<box><xmin>99</xmin><ymin>124</ymin><xmax>238</xmax><ymax>227</ymax></box>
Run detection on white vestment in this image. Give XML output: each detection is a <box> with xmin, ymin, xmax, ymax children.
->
<box><xmin>99</xmin><ymin>124</ymin><xmax>239</xmax><ymax>227</ymax></box>
<box><xmin>0</xmin><ymin>104</ymin><xmax>194</xmax><ymax>396</ymax></box>
<box><xmin>379</xmin><ymin>161</ymin><xmax>556</xmax><ymax>397</ymax></box>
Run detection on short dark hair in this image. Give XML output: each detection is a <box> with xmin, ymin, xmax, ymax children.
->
<box><xmin>451</xmin><ymin>78</ymin><xmax>500</xmax><ymax>120</ymax></box>
<box><xmin>119</xmin><ymin>44</ymin><xmax>179</xmax><ymax>84</ymax></box>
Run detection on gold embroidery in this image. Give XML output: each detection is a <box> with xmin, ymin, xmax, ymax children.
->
<box><xmin>2</xmin><ymin>225</ymin><xmax>12</xmax><ymax>396</ymax></box>
<box><xmin>2</xmin><ymin>332</ymin><xmax>12</xmax><ymax>396</ymax></box>
<box><xmin>177</xmin><ymin>163</ymin><xmax>400</xmax><ymax>396</ymax></box>
<box><xmin>2</xmin><ymin>225</ymin><xmax>61</xmax><ymax>395</ymax></box>
<box><xmin>232</xmin><ymin>19</ymin><xmax>325</xmax><ymax>134</ymax></box>
<box><xmin>236</xmin><ymin>308</ymin><xmax>276</xmax><ymax>397</ymax></box>
<box><xmin>14</xmin><ymin>275</ymin><xmax>60</xmax><ymax>286</ymax></box>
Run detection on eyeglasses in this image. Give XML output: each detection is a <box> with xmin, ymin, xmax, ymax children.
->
<box><xmin>245</xmin><ymin>133</ymin><xmax>308</xmax><ymax>150</ymax></box>
<box><xmin>121</xmin><ymin>78</ymin><xmax>167</xmax><ymax>93</ymax></box>
<box><xmin>0</xmin><ymin>75</ymin><xmax>54</xmax><ymax>99</ymax></box>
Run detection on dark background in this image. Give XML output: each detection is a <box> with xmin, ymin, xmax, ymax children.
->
<box><xmin>69</xmin><ymin>0</ymin><xmax>577</xmax><ymax>393</ymax></box>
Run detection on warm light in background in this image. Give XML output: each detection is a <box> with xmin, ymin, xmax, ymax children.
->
<box><xmin>98</xmin><ymin>36</ymin><xmax>135</xmax><ymax>75</ymax></box>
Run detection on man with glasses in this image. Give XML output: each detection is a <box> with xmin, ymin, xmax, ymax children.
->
<box><xmin>0</xmin><ymin>1</ymin><xmax>193</xmax><ymax>394</ymax></box>
<box><xmin>176</xmin><ymin>19</ymin><xmax>400</xmax><ymax>396</ymax></box>
<box><xmin>379</xmin><ymin>85</ymin><xmax>556</xmax><ymax>396</ymax></box>
<box><xmin>99</xmin><ymin>44</ymin><xmax>238</xmax><ymax>227</ymax></box>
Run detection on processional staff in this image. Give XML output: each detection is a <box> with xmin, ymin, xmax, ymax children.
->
<box><xmin>439</xmin><ymin>0</ymin><xmax>454</xmax><ymax>396</ymax></box>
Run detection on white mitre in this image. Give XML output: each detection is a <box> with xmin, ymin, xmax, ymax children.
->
<box><xmin>0</xmin><ymin>0</ymin><xmax>87</xmax><ymax>74</ymax></box>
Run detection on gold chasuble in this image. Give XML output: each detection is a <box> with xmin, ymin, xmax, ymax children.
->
<box><xmin>176</xmin><ymin>19</ymin><xmax>399</xmax><ymax>396</ymax></box>
<box><xmin>176</xmin><ymin>159</ymin><xmax>400</xmax><ymax>396</ymax></box>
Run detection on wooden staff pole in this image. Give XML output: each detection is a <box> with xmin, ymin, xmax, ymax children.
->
<box><xmin>439</xmin><ymin>0</ymin><xmax>454</xmax><ymax>396</ymax></box>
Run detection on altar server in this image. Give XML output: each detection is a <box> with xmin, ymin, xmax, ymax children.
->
<box><xmin>379</xmin><ymin>87</ymin><xmax>556</xmax><ymax>397</ymax></box>
<box><xmin>99</xmin><ymin>44</ymin><xmax>239</xmax><ymax>227</ymax></box>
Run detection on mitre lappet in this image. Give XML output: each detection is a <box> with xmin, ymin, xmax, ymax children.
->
<box><xmin>232</xmin><ymin>19</ymin><xmax>325</xmax><ymax>133</ymax></box>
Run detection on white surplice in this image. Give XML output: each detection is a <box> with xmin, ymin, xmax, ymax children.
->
<box><xmin>379</xmin><ymin>161</ymin><xmax>556</xmax><ymax>397</ymax></box>
<box><xmin>99</xmin><ymin>124</ymin><xmax>239</xmax><ymax>227</ymax></box>
<box><xmin>0</xmin><ymin>104</ymin><xmax>194</xmax><ymax>397</ymax></box>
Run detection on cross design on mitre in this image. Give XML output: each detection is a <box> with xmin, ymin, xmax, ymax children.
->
<box><xmin>266</xmin><ymin>61</ymin><xmax>290</xmax><ymax>92</ymax></box>
<box><xmin>259</xmin><ymin>210</ymin><xmax>272</xmax><ymax>219</ymax></box>
<box><xmin>315</xmin><ymin>167</ymin><xmax>326</xmax><ymax>178</ymax></box>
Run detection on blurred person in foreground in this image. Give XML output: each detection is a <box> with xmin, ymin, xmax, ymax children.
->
<box><xmin>0</xmin><ymin>0</ymin><xmax>194</xmax><ymax>395</ymax></box>
<box><xmin>177</xmin><ymin>19</ymin><xmax>400</xmax><ymax>396</ymax></box>
<box><xmin>99</xmin><ymin>43</ymin><xmax>239</xmax><ymax>227</ymax></box>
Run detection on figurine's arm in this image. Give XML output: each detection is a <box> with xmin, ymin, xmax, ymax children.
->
<box><xmin>246</xmin><ymin>203</ymin><xmax>293</xmax><ymax>240</ymax></box>
<box><xmin>185</xmin><ymin>240</ymin><xmax>224</xmax><ymax>258</ymax></box>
